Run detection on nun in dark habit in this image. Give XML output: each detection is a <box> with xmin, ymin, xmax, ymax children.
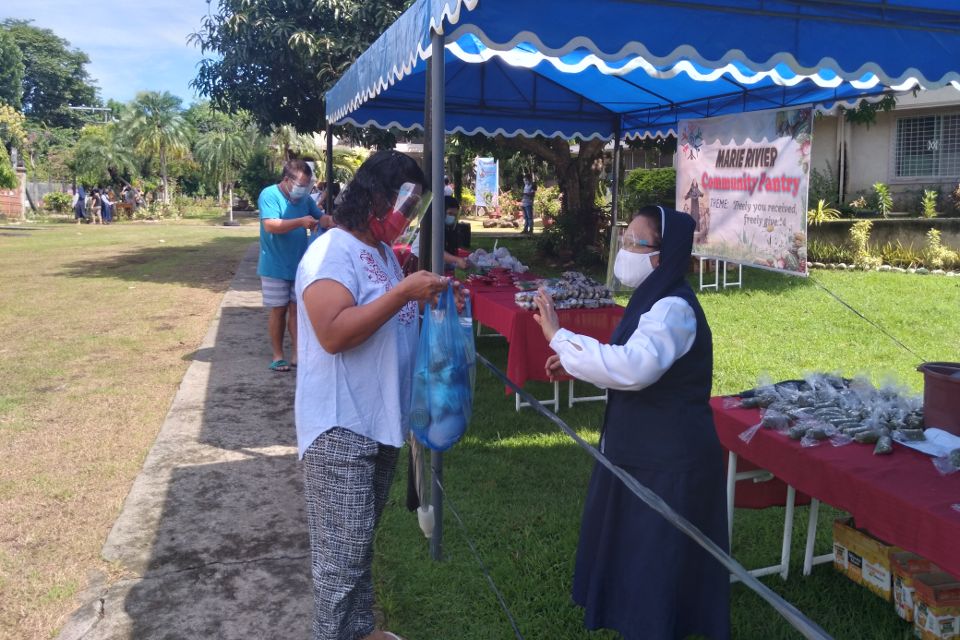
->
<box><xmin>533</xmin><ymin>205</ymin><xmax>730</xmax><ymax>640</ymax></box>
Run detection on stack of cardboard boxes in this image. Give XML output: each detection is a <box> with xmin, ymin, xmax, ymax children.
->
<box><xmin>833</xmin><ymin>518</ymin><xmax>960</xmax><ymax>639</ymax></box>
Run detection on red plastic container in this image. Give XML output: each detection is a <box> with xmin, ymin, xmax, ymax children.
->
<box><xmin>918</xmin><ymin>362</ymin><xmax>960</xmax><ymax>435</ymax></box>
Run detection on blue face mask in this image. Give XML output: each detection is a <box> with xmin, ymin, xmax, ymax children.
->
<box><xmin>445</xmin><ymin>214</ymin><xmax>455</xmax><ymax>226</ymax></box>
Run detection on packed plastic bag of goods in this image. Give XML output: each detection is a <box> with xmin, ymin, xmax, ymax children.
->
<box><xmin>729</xmin><ymin>374</ymin><xmax>960</xmax><ymax>470</ymax></box>
<box><xmin>514</xmin><ymin>271</ymin><xmax>616</xmax><ymax>310</ymax></box>
<box><xmin>466</xmin><ymin>247</ymin><xmax>529</xmax><ymax>273</ymax></box>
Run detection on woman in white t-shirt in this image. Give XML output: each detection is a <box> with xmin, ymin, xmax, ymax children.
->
<box><xmin>295</xmin><ymin>150</ymin><xmax>447</xmax><ymax>640</ymax></box>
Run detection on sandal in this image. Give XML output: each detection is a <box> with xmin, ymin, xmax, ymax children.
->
<box><xmin>269</xmin><ymin>359</ymin><xmax>291</xmax><ymax>372</ymax></box>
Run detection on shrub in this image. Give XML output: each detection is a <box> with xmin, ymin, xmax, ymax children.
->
<box><xmin>239</xmin><ymin>148</ymin><xmax>279</xmax><ymax>203</ymax></box>
<box><xmin>623</xmin><ymin>167</ymin><xmax>676</xmax><ymax>212</ymax></box>
<box><xmin>873</xmin><ymin>182</ymin><xmax>893</xmax><ymax>218</ymax></box>
<box><xmin>951</xmin><ymin>183</ymin><xmax>960</xmax><ymax>215</ymax></box>
<box><xmin>533</xmin><ymin>185</ymin><xmax>562</xmax><ymax>222</ymax></box>
<box><xmin>458</xmin><ymin>188</ymin><xmax>476</xmax><ymax>211</ymax></box>
<box><xmin>924</xmin><ymin>229</ymin><xmax>958</xmax><ymax>270</ymax></box>
<box><xmin>809</xmin><ymin>164</ymin><xmax>839</xmax><ymax>205</ymax></box>
<box><xmin>921</xmin><ymin>189</ymin><xmax>939</xmax><ymax>218</ymax></box>
<box><xmin>43</xmin><ymin>191</ymin><xmax>73</xmax><ymax>213</ymax></box>
<box><xmin>849</xmin><ymin>220</ymin><xmax>881</xmax><ymax>269</ymax></box>
<box><xmin>807</xmin><ymin>199</ymin><xmax>841</xmax><ymax>226</ymax></box>
<box><xmin>808</xmin><ymin>240</ymin><xmax>854</xmax><ymax>264</ymax></box>
<box><xmin>877</xmin><ymin>241</ymin><xmax>924</xmax><ymax>269</ymax></box>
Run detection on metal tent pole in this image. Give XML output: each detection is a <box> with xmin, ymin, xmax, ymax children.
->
<box><xmin>606</xmin><ymin>123</ymin><xmax>623</xmax><ymax>289</ymax></box>
<box><xmin>429</xmin><ymin>28</ymin><xmax>446</xmax><ymax>562</ymax></box>
<box><xmin>325</xmin><ymin>124</ymin><xmax>335</xmax><ymax>215</ymax></box>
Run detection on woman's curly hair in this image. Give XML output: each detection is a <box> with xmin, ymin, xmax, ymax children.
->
<box><xmin>334</xmin><ymin>150</ymin><xmax>429</xmax><ymax>231</ymax></box>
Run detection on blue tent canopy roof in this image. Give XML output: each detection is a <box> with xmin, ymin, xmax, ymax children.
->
<box><xmin>326</xmin><ymin>0</ymin><xmax>960</xmax><ymax>138</ymax></box>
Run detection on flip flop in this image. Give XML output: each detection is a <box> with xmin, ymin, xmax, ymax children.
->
<box><xmin>269</xmin><ymin>359</ymin><xmax>291</xmax><ymax>372</ymax></box>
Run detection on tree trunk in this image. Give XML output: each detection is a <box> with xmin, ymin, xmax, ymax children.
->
<box><xmin>160</xmin><ymin>145</ymin><xmax>169</xmax><ymax>204</ymax></box>
<box><xmin>218</xmin><ymin>181</ymin><xmax>223</xmax><ymax>206</ymax></box>
<box><xmin>228</xmin><ymin>183</ymin><xmax>234</xmax><ymax>223</ymax></box>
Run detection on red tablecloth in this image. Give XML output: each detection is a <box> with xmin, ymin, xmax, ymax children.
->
<box><xmin>711</xmin><ymin>397</ymin><xmax>960</xmax><ymax>577</ymax></box>
<box><xmin>471</xmin><ymin>287</ymin><xmax>624</xmax><ymax>389</ymax></box>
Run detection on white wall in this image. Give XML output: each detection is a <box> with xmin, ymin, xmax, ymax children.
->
<box><xmin>809</xmin><ymin>87</ymin><xmax>960</xmax><ymax>209</ymax></box>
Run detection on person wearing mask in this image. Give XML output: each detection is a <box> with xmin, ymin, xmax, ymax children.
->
<box><xmin>295</xmin><ymin>149</ymin><xmax>454</xmax><ymax>640</ymax></box>
<box><xmin>521</xmin><ymin>173</ymin><xmax>536</xmax><ymax>234</ymax></box>
<box><xmin>257</xmin><ymin>159</ymin><xmax>334</xmax><ymax>372</ymax></box>
<box><xmin>532</xmin><ymin>205</ymin><xmax>730</xmax><ymax>640</ymax></box>
<box><xmin>404</xmin><ymin>196</ymin><xmax>468</xmax><ymax>273</ymax></box>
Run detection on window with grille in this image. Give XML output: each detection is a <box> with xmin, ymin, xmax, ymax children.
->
<box><xmin>895</xmin><ymin>114</ymin><xmax>960</xmax><ymax>178</ymax></box>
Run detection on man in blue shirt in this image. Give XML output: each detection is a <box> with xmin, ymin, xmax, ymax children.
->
<box><xmin>258</xmin><ymin>159</ymin><xmax>334</xmax><ymax>372</ymax></box>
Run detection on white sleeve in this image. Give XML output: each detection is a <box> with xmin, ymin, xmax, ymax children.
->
<box><xmin>547</xmin><ymin>297</ymin><xmax>697</xmax><ymax>391</ymax></box>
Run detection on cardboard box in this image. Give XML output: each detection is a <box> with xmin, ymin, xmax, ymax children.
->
<box><xmin>832</xmin><ymin>517</ymin><xmax>900</xmax><ymax>600</ymax></box>
<box><xmin>913</xmin><ymin>572</ymin><xmax>960</xmax><ymax>640</ymax></box>
<box><xmin>891</xmin><ymin>551</ymin><xmax>939</xmax><ymax>622</ymax></box>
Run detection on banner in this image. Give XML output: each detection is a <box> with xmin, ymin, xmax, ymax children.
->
<box><xmin>676</xmin><ymin>108</ymin><xmax>813</xmax><ymax>275</ymax></box>
<box><xmin>473</xmin><ymin>157</ymin><xmax>499</xmax><ymax>210</ymax></box>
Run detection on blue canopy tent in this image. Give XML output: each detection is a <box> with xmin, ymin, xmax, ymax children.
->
<box><xmin>323</xmin><ymin>3</ymin><xmax>960</xmax><ymax>632</ymax></box>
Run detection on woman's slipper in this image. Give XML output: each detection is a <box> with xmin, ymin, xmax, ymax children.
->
<box><xmin>269</xmin><ymin>359</ymin><xmax>291</xmax><ymax>372</ymax></box>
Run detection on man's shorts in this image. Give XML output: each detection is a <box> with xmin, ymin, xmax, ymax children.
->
<box><xmin>261</xmin><ymin>276</ymin><xmax>296</xmax><ymax>308</ymax></box>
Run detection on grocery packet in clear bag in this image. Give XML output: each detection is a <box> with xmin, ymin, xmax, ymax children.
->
<box><xmin>410</xmin><ymin>285</ymin><xmax>475</xmax><ymax>451</ymax></box>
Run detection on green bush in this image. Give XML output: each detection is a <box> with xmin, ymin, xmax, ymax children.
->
<box><xmin>458</xmin><ymin>188</ymin><xmax>476</xmax><ymax>211</ymax></box>
<box><xmin>873</xmin><ymin>182</ymin><xmax>893</xmax><ymax>218</ymax></box>
<box><xmin>43</xmin><ymin>191</ymin><xmax>73</xmax><ymax>213</ymax></box>
<box><xmin>623</xmin><ymin>167</ymin><xmax>676</xmax><ymax>212</ymax></box>
<box><xmin>921</xmin><ymin>189</ymin><xmax>939</xmax><ymax>219</ymax></box>
<box><xmin>850</xmin><ymin>220</ymin><xmax>881</xmax><ymax>269</ymax></box>
<box><xmin>877</xmin><ymin>241</ymin><xmax>924</xmax><ymax>269</ymax></box>
<box><xmin>533</xmin><ymin>185</ymin><xmax>561</xmax><ymax>222</ymax></box>
<box><xmin>809</xmin><ymin>164</ymin><xmax>839</xmax><ymax>206</ymax></box>
<box><xmin>808</xmin><ymin>240</ymin><xmax>854</xmax><ymax>264</ymax></box>
<box><xmin>807</xmin><ymin>199</ymin><xmax>841</xmax><ymax>226</ymax></box>
<box><xmin>925</xmin><ymin>229</ymin><xmax>959</xmax><ymax>270</ymax></box>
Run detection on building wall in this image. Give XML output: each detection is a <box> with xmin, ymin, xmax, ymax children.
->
<box><xmin>0</xmin><ymin>168</ymin><xmax>26</xmax><ymax>219</ymax></box>
<box><xmin>810</xmin><ymin>87</ymin><xmax>960</xmax><ymax>211</ymax></box>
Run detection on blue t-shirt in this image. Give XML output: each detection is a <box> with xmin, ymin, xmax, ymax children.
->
<box><xmin>257</xmin><ymin>184</ymin><xmax>323</xmax><ymax>281</ymax></box>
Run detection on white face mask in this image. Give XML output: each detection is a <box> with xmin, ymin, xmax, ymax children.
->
<box><xmin>614</xmin><ymin>249</ymin><xmax>659</xmax><ymax>288</ymax></box>
<box><xmin>288</xmin><ymin>183</ymin><xmax>311</xmax><ymax>201</ymax></box>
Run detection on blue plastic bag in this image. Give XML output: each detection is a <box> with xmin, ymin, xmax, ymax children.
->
<box><xmin>410</xmin><ymin>285</ymin><xmax>475</xmax><ymax>451</ymax></box>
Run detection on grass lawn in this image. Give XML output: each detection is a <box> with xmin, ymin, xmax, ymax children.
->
<box><xmin>0</xmin><ymin>223</ymin><xmax>956</xmax><ymax>639</ymax></box>
<box><xmin>374</xmin><ymin>235</ymin><xmax>959</xmax><ymax>639</ymax></box>
<box><xmin>0</xmin><ymin>218</ymin><xmax>257</xmax><ymax>640</ymax></box>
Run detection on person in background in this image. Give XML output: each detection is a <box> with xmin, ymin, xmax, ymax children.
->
<box><xmin>311</xmin><ymin>180</ymin><xmax>326</xmax><ymax>207</ymax></box>
<box><xmin>443</xmin><ymin>176</ymin><xmax>454</xmax><ymax>197</ymax></box>
<box><xmin>86</xmin><ymin>189</ymin><xmax>102</xmax><ymax>224</ymax></box>
<box><xmin>100</xmin><ymin>189</ymin><xmax>114</xmax><ymax>224</ymax></box>
<box><xmin>257</xmin><ymin>159</ymin><xmax>335</xmax><ymax>372</ymax></box>
<box><xmin>72</xmin><ymin>186</ymin><xmax>87</xmax><ymax>224</ymax></box>
<box><xmin>532</xmin><ymin>205</ymin><xmax>730</xmax><ymax>640</ymax></box>
<box><xmin>405</xmin><ymin>196</ymin><xmax>468</xmax><ymax>273</ymax></box>
<box><xmin>296</xmin><ymin>149</ymin><xmax>452</xmax><ymax>640</ymax></box>
<box><xmin>521</xmin><ymin>173</ymin><xmax>536</xmax><ymax>234</ymax></box>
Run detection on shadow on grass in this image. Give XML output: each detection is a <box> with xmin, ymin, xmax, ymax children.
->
<box><xmin>57</xmin><ymin>235</ymin><xmax>258</xmax><ymax>293</ymax></box>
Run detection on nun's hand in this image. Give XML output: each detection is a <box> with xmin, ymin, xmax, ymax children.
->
<box><xmin>533</xmin><ymin>287</ymin><xmax>560</xmax><ymax>342</ymax></box>
<box><xmin>544</xmin><ymin>354</ymin><xmax>568</xmax><ymax>381</ymax></box>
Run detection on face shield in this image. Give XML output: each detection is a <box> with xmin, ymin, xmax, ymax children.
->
<box><xmin>369</xmin><ymin>182</ymin><xmax>432</xmax><ymax>245</ymax></box>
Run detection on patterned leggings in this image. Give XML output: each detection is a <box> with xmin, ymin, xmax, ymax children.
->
<box><xmin>302</xmin><ymin>428</ymin><xmax>399</xmax><ymax>640</ymax></box>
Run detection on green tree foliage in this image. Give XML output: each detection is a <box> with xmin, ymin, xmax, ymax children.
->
<box><xmin>123</xmin><ymin>91</ymin><xmax>192</xmax><ymax>203</ymax></box>
<box><xmin>0</xmin><ymin>28</ymin><xmax>25</xmax><ymax>109</ymax></box>
<box><xmin>69</xmin><ymin>124</ymin><xmax>136</xmax><ymax>187</ymax></box>
<box><xmin>194</xmin><ymin>128</ymin><xmax>252</xmax><ymax>211</ymax></box>
<box><xmin>0</xmin><ymin>145</ymin><xmax>16</xmax><ymax>189</ymax></box>
<box><xmin>1</xmin><ymin>20</ymin><xmax>98</xmax><ymax>128</ymax></box>
<box><xmin>189</xmin><ymin>0</ymin><xmax>409</xmax><ymax>132</ymax></box>
<box><xmin>238</xmin><ymin>144</ymin><xmax>280</xmax><ymax>201</ymax></box>
<box><xmin>623</xmin><ymin>167</ymin><xmax>677</xmax><ymax>212</ymax></box>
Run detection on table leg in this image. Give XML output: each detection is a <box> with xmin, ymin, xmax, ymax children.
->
<box><xmin>568</xmin><ymin>380</ymin><xmax>608</xmax><ymax>408</ymax></box>
<box><xmin>801</xmin><ymin>498</ymin><xmax>833</xmax><ymax>575</ymax></box>
<box><xmin>779</xmin><ymin>485</ymin><xmax>796</xmax><ymax>581</ymax></box>
<box><xmin>476</xmin><ymin>322</ymin><xmax>501</xmax><ymax>337</ymax></box>
<box><xmin>515</xmin><ymin>381</ymin><xmax>559</xmax><ymax>413</ymax></box>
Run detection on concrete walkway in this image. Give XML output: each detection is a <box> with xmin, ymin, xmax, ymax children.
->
<box><xmin>58</xmin><ymin>244</ymin><xmax>313</xmax><ymax>639</ymax></box>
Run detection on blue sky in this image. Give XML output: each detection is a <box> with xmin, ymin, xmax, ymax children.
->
<box><xmin>4</xmin><ymin>0</ymin><xmax>213</xmax><ymax>105</ymax></box>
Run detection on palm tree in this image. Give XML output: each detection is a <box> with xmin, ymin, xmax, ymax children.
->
<box><xmin>123</xmin><ymin>91</ymin><xmax>191</xmax><ymax>204</ymax></box>
<box><xmin>69</xmin><ymin>123</ymin><xmax>137</xmax><ymax>188</ymax></box>
<box><xmin>194</xmin><ymin>128</ymin><xmax>253</xmax><ymax>224</ymax></box>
